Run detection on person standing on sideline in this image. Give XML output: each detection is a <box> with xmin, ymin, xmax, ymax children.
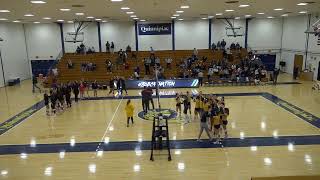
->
<box><xmin>92</xmin><ymin>80</ymin><xmax>98</xmax><ymax>97</ymax></box>
<box><xmin>110</xmin><ymin>42</ymin><xmax>115</xmax><ymax>54</ymax></box>
<box><xmin>293</xmin><ymin>66</ymin><xmax>299</xmax><ymax>80</ymax></box>
<box><xmin>273</xmin><ymin>68</ymin><xmax>280</xmax><ymax>85</ymax></box>
<box><xmin>109</xmin><ymin>77</ymin><xmax>116</xmax><ymax>95</ymax></box>
<box><xmin>44</xmin><ymin>90</ymin><xmax>50</xmax><ymax>115</ymax></box>
<box><xmin>141</xmin><ymin>87</ymin><xmax>150</xmax><ymax>114</ymax></box>
<box><xmin>72</xmin><ymin>81</ymin><xmax>80</xmax><ymax>102</ymax></box>
<box><xmin>197</xmin><ymin>111</ymin><xmax>213</xmax><ymax>142</ymax></box>
<box><xmin>198</xmin><ymin>71</ymin><xmax>204</xmax><ymax>86</ymax></box>
<box><xmin>79</xmin><ymin>81</ymin><xmax>85</xmax><ymax>99</ymax></box>
<box><xmin>144</xmin><ymin>58</ymin><xmax>151</xmax><ymax>75</ymax></box>
<box><xmin>125</xmin><ymin>99</ymin><xmax>135</xmax><ymax>127</ymax></box>
<box><xmin>65</xmin><ymin>82</ymin><xmax>72</xmax><ymax>107</ymax></box>
<box><xmin>32</xmin><ymin>75</ymin><xmax>41</xmax><ymax>93</ymax></box>
<box><xmin>221</xmin><ymin>39</ymin><xmax>226</xmax><ymax>50</ymax></box>
<box><xmin>146</xmin><ymin>87</ymin><xmax>154</xmax><ymax>109</ymax></box>
<box><xmin>106</xmin><ymin>41</ymin><xmax>110</xmax><ymax>53</ymax></box>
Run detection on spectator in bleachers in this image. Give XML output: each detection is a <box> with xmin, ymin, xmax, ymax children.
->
<box><xmin>155</xmin><ymin>57</ymin><xmax>160</xmax><ymax>67</ymax></box>
<box><xmin>193</xmin><ymin>48</ymin><xmax>198</xmax><ymax>57</ymax></box>
<box><xmin>144</xmin><ymin>58</ymin><xmax>151</xmax><ymax>75</ymax></box>
<box><xmin>67</xmin><ymin>60</ymin><xmax>73</xmax><ymax>69</ymax></box>
<box><xmin>230</xmin><ymin>42</ymin><xmax>236</xmax><ymax>50</ymax></box>
<box><xmin>76</xmin><ymin>46</ymin><xmax>81</xmax><ymax>54</ymax></box>
<box><xmin>126</xmin><ymin>45</ymin><xmax>132</xmax><ymax>53</ymax></box>
<box><xmin>106</xmin><ymin>59</ymin><xmax>113</xmax><ymax>73</ymax></box>
<box><xmin>211</xmin><ymin>42</ymin><xmax>217</xmax><ymax>51</ymax></box>
<box><xmin>150</xmin><ymin>46</ymin><xmax>155</xmax><ymax>55</ymax></box>
<box><xmin>109</xmin><ymin>77</ymin><xmax>116</xmax><ymax>95</ymax></box>
<box><xmin>217</xmin><ymin>41</ymin><xmax>221</xmax><ymax>50</ymax></box>
<box><xmin>165</xmin><ymin>57</ymin><xmax>172</xmax><ymax>69</ymax></box>
<box><xmin>106</xmin><ymin>41</ymin><xmax>110</xmax><ymax>53</ymax></box>
<box><xmin>134</xmin><ymin>67</ymin><xmax>140</xmax><ymax>80</ymax></box>
<box><xmin>221</xmin><ymin>39</ymin><xmax>226</xmax><ymax>50</ymax></box>
<box><xmin>110</xmin><ymin>42</ymin><xmax>115</xmax><ymax>54</ymax></box>
<box><xmin>91</xmin><ymin>47</ymin><xmax>95</xmax><ymax>53</ymax></box>
<box><xmin>80</xmin><ymin>43</ymin><xmax>86</xmax><ymax>54</ymax></box>
<box><xmin>236</xmin><ymin>43</ymin><xmax>241</xmax><ymax>50</ymax></box>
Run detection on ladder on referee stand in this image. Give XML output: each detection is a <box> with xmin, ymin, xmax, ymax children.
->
<box><xmin>150</xmin><ymin>113</ymin><xmax>172</xmax><ymax>161</ymax></box>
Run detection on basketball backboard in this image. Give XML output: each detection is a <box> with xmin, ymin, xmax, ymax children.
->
<box><xmin>226</xmin><ymin>27</ymin><xmax>244</xmax><ymax>37</ymax></box>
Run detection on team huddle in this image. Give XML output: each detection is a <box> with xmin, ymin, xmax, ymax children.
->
<box><xmin>175</xmin><ymin>91</ymin><xmax>229</xmax><ymax>143</ymax></box>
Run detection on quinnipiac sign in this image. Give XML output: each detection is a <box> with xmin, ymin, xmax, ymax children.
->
<box><xmin>138</xmin><ymin>23</ymin><xmax>172</xmax><ymax>35</ymax></box>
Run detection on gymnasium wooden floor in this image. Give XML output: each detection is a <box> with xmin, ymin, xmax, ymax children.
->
<box><xmin>0</xmin><ymin>74</ymin><xmax>320</xmax><ymax>180</ymax></box>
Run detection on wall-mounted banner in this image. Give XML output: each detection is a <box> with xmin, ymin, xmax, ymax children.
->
<box><xmin>125</xmin><ymin>79</ymin><xmax>199</xmax><ymax>89</ymax></box>
<box><xmin>138</xmin><ymin>23</ymin><xmax>172</xmax><ymax>35</ymax></box>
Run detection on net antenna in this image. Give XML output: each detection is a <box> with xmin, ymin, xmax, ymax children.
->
<box><xmin>219</xmin><ymin>18</ymin><xmax>244</xmax><ymax>37</ymax></box>
<box><xmin>65</xmin><ymin>19</ymin><xmax>93</xmax><ymax>43</ymax></box>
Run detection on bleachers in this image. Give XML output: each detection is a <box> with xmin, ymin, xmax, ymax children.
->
<box><xmin>54</xmin><ymin>49</ymin><xmax>247</xmax><ymax>84</ymax></box>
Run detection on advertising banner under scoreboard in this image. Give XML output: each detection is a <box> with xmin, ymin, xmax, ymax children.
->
<box><xmin>125</xmin><ymin>79</ymin><xmax>199</xmax><ymax>89</ymax></box>
<box><xmin>138</xmin><ymin>23</ymin><xmax>172</xmax><ymax>35</ymax></box>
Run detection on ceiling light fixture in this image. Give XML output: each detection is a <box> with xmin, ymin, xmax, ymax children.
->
<box><xmin>102</xmin><ymin>20</ymin><xmax>107</xmax><ymax>22</ymax></box>
<box><xmin>57</xmin><ymin>19</ymin><xmax>64</xmax><ymax>22</ymax></box>
<box><xmin>111</xmin><ymin>0</ymin><xmax>123</xmax><ymax>1</ymax></box>
<box><xmin>133</xmin><ymin>17</ymin><xmax>139</xmax><ymax>20</ymax></box>
<box><xmin>0</xmin><ymin>18</ymin><xmax>8</xmax><ymax>21</ymax></box>
<box><xmin>180</xmin><ymin>5</ymin><xmax>189</xmax><ymax>9</ymax></box>
<box><xmin>281</xmin><ymin>14</ymin><xmax>288</xmax><ymax>17</ymax></box>
<box><xmin>95</xmin><ymin>18</ymin><xmax>101</xmax><ymax>21</ymax></box>
<box><xmin>86</xmin><ymin>16</ymin><xmax>94</xmax><ymax>19</ymax></box>
<box><xmin>299</xmin><ymin>11</ymin><xmax>307</xmax><ymax>14</ymax></box>
<box><xmin>130</xmin><ymin>15</ymin><xmax>137</xmax><ymax>17</ymax></box>
<box><xmin>297</xmin><ymin>2</ymin><xmax>308</xmax><ymax>6</ymax></box>
<box><xmin>34</xmin><ymin>21</ymin><xmax>40</xmax><ymax>23</ymax></box>
<box><xmin>267</xmin><ymin>16</ymin><xmax>274</xmax><ymax>18</ymax></box>
<box><xmin>178</xmin><ymin>18</ymin><xmax>184</xmax><ymax>21</ymax></box>
<box><xmin>60</xmin><ymin>8</ymin><xmax>71</xmax><ymax>11</ymax></box>
<box><xmin>30</xmin><ymin>1</ymin><xmax>46</xmax><ymax>4</ymax></box>
<box><xmin>216</xmin><ymin>13</ymin><xmax>223</xmax><ymax>16</ymax></box>
<box><xmin>208</xmin><ymin>15</ymin><xmax>214</xmax><ymax>19</ymax></box>
<box><xmin>245</xmin><ymin>15</ymin><xmax>252</xmax><ymax>17</ymax></box>
<box><xmin>13</xmin><ymin>20</ymin><xmax>21</xmax><ymax>22</ymax></box>
<box><xmin>176</xmin><ymin>10</ymin><xmax>184</xmax><ymax>13</ymax></box>
<box><xmin>24</xmin><ymin>14</ymin><xmax>34</xmax><ymax>17</ymax></box>
<box><xmin>239</xmin><ymin>4</ymin><xmax>250</xmax><ymax>7</ymax></box>
<box><xmin>43</xmin><ymin>17</ymin><xmax>51</xmax><ymax>19</ymax></box>
<box><xmin>225</xmin><ymin>9</ymin><xmax>234</xmax><ymax>12</ymax></box>
<box><xmin>75</xmin><ymin>12</ymin><xmax>84</xmax><ymax>15</ymax></box>
<box><xmin>67</xmin><ymin>21</ymin><xmax>73</xmax><ymax>23</ymax></box>
<box><xmin>126</xmin><ymin>11</ymin><xmax>134</xmax><ymax>14</ymax></box>
<box><xmin>121</xmin><ymin>7</ymin><xmax>130</xmax><ymax>10</ymax></box>
<box><xmin>171</xmin><ymin>16</ymin><xmax>176</xmax><ymax>19</ymax></box>
<box><xmin>173</xmin><ymin>14</ymin><xmax>180</xmax><ymax>17</ymax></box>
<box><xmin>140</xmin><ymin>19</ymin><xmax>146</xmax><ymax>22</ymax></box>
<box><xmin>235</xmin><ymin>17</ymin><xmax>241</xmax><ymax>19</ymax></box>
<box><xmin>257</xmin><ymin>12</ymin><xmax>265</xmax><ymax>15</ymax></box>
<box><xmin>201</xmin><ymin>17</ymin><xmax>207</xmax><ymax>20</ymax></box>
<box><xmin>0</xmin><ymin>10</ymin><xmax>10</xmax><ymax>13</ymax></box>
<box><xmin>274</xmin><ymin>8</ymin><xmax>284</xmax><ymax>11</ymax></box>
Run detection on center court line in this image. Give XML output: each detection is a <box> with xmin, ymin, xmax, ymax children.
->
<box><xmin>93</xmin><ymin>95</ymin><xmax>124</xmax><ymax>155</ymax></box>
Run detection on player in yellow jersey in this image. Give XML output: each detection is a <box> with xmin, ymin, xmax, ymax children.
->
<box><xmin>194</xmin><ymin>96</ymin><xmax>201</xmax><ymax>120</ymax></box>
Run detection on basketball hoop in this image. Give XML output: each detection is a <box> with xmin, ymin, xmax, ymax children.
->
<box><xmin>64</xmin><ymin>19</ymin><xmax>93</xmax><ymax>43</ymax></box>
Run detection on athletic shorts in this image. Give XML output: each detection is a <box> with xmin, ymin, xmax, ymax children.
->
<box><xmin>176</xmin><ymin>103</ymin><xmax>181</xmax><ymax>107</ymax></box>
<box><xmin>222</xmin><ymin>120</ymin><xmax>228</xmax><ymax>125</ymax></box>
<box><xmin>195</xmin><ymin>108</ymin><xmax>201</xmax><ymax>112</ymax></box>
<box><xmin>214</xmin><ymin>125</ymin><xmax>221</xmax><ymax>129</ymax></box>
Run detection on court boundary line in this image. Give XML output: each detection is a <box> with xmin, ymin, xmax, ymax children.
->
<box><xmin>0</xmin><ymin>135</ymin><xmax>320</xmax><ymax>155</ymax></box>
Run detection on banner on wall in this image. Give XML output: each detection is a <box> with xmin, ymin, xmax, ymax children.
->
<box><xmin>125</xmin><ymin>79</ymin><xmax>199</xmax><ymax>89</ymax></box>
<box><xmin>138</xmin><ymin>23</ymin><xmax>172</xmax><ymax>35</ymax></box>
